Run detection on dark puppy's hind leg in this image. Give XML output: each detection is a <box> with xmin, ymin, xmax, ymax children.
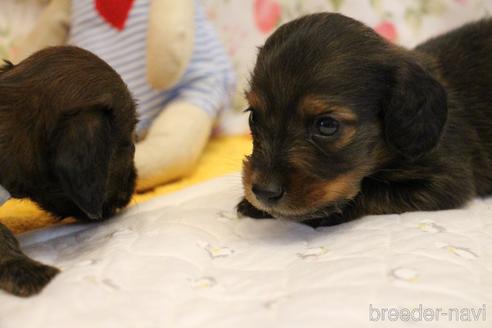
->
<box><xmin>0</xmin><ymin>223</ymin><xmax>59</xmax><ymax>297</ymax></box>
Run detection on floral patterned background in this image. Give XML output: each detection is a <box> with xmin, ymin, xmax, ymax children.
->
<box><xmin>203</xmin><ymin>0</ymin><xmax>492</xmax><ymax>117</ymax></box>
<box><xmin>1</xmin><ymin>0</ymin><xmax>491</xmax><ymax>132</ymax></box>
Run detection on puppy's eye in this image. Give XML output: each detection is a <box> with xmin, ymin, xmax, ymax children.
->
<box><xmin>313</xmin><ymin>116</ymin><xmax>339</xmax><ymax>136</ymax></box>
<box><xmin>247</xmin><ymin>109</ymin><xmax>257</xmax><ymax>127</ymax></box>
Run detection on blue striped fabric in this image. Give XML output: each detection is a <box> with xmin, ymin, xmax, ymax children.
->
<box><xmin>69</xmin><ymin>0</ymin><xmax>235</xmax><ymax>137</ymax></box>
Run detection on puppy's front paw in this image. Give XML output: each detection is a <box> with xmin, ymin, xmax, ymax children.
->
<box><xmin>302</xmin><ymin>208</ymin><xmax>356</xmax><ymax>228</ymax></box>
<box><xmin>0</xmin><ymin>257</ymin><xmax>60</xmax><ymax>297</ymax></box>
<box><xmin>237</xmin><ymin>198</ymin><xmax>272</xmax><ymax>219</ymax></box>
<box><xmin>302</xmin><ymin>214</ymin><xmax>345</xmax><ymax>228</ymax></box>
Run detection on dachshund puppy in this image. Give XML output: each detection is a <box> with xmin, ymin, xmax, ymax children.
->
<box><xmin>238</xmin><ymin>14</ymin><xmax>492</xmax><ymax>226</ymax></box>
<box><xmin>0</xmin><ymin>46</ymin><xmax>137</xmax><ymax>296</ymax></box>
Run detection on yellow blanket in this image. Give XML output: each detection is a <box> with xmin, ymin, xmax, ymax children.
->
<box><xmin>0</xmin><ymin>135</ymin><xmax>252</xmax><ymax>234</ymax></box>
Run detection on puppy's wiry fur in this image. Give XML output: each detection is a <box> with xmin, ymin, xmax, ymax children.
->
<box><xmin>238</xmin><ymin>14</ymin><xmax>492</xmax><ymax>227</ymax></box>
<box><xmin>0</xmin><ymin>46</ymin><xmax>137</xmax><ymax>296</ymax></box>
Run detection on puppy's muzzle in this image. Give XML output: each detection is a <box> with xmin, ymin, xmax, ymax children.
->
<box><xmin>252</xmin><ymin>181</ymin><xmax>285</xmax><ymax>205</ymax></box>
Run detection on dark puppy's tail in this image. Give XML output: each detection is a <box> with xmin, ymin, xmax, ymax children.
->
<box><xmin>0</xmin><ymin>60</ymin><xmax>14</xmax><ymax>74</ymax></box>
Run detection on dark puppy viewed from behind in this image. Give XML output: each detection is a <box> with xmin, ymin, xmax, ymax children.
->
<box><xmin>238</xmin><ymin>13</ymin><xmax>492</xmax><ymax>226</ymax></box>
<box><xmin>0</xmin><ymin>46</ymin><xmax>137</xmax><ymax>296</ymax></box>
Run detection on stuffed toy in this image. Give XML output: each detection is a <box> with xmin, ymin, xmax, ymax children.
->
<box><xmin>9</xmin><ymin>0</ymin><xmax>235</xmax><ymax>191</ymax></box>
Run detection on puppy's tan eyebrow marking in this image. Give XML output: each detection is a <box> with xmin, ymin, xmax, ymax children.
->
<box><xmin>245</xmin><ymin>90</ymin><xmax>266</xmax><ymax>111</ymax></box>
<box><xmin>300</xmin><ymin>95</ymin><xmax>358</xmax><ymax>148</ymax></box>
<box><xmin>300</xmin><ymin>95</ymin><xmax>357</xmax><ymax>123</ymax></box>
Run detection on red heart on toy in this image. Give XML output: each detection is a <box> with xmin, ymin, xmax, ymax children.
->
<box><xmin>95</xmin><ymin>0</ymin><xmax>135</xmax><ymax>31</ymax></box>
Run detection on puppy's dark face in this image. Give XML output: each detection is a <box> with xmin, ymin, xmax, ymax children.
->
<box><xmin>0</xmin><ymin>46</ymin><xmax>138</xmax><ymax>221</ymax></box>
<box><xmin>37</xmin><ymin>105</ymin><xmax>137</xmax><ymax>221</ymax></box>
<box><xmin>243</xmin><ymin>14</ymin><xmax>447</xmax><ymax>221</ymax></box>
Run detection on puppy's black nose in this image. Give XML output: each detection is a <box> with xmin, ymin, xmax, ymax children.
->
<box><xmin>252</xmin><ymin>183</ymin><xmax>284</xmax><ymax>204</ymax></box>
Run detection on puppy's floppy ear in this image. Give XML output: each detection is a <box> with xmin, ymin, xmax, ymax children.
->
<box><xmin>52</xmin><ymin>106</ymin><xmax>111</xmax><ymax>219</ymax></box>
<box><xmin>383</xmin><ymin>59</ymin><xmax>447</xmax><ymax>159</ymax></box>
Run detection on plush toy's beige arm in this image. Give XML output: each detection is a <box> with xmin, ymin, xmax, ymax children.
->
<box><xmin>146</xmin><ymin>0</ymin><xmax>195</xmax><ymax>90</ymax></box>
<box><xmin>135</xmin><ymin>102</ymin><xmax>213</xmax><ymax>191</ymax></box>
<box><xmin>9</xmin><ymin>0</ymin><xmax>71</xmax><ymax>63</ymax></box>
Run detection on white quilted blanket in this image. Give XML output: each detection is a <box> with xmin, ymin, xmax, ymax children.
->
<box><xmin>1</xmin><ymin>174</ymin><xmax>491</xmax><ymax>328</ymax></box>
